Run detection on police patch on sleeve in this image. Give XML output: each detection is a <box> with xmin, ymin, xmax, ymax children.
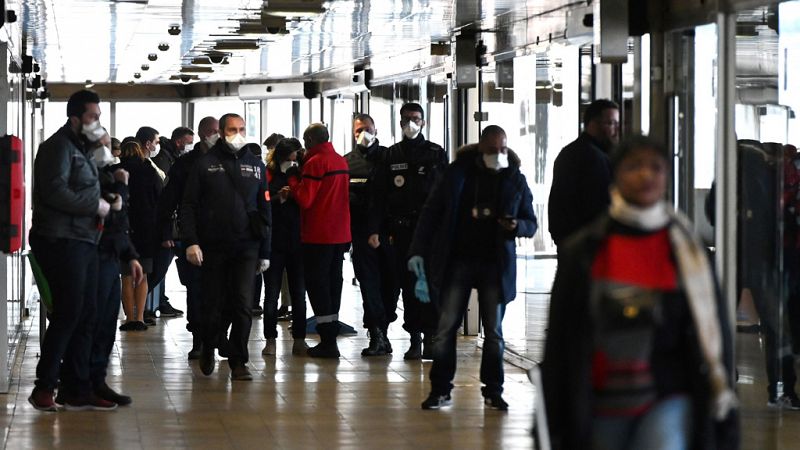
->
<box><xmin>394</xmin><ymin>175</ymin><xmax>405</xmax><ymax>187</ymax></box>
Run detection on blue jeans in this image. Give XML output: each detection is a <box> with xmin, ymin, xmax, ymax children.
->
<box><xmin>31</xmin><ymin>235</ymin><xmax>98</xmax><ymax>396</ymax></box>
<box><xmin>592</xmin><ymin>395</ymin><xmax>693</xmax><ymax>450</ymax></box>
<box><xmin>90</xmin><ymin>251</ymin><xmax>121</xmax><ymax>385</ymax></box>
<box><xmin>429</xmin><ymin>257</ymin><xmax>506</xmax><ymax>397</ymax></box>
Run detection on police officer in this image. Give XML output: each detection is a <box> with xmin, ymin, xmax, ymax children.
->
<box><xmin>368</xmin><ymin>102</ymin><xmax>447</xmax><ymax>360</ymax></box>
<box><xmin>345</xmin><ymin>114</ymin><xmax>398</xmax><ymax>357</ymax></box>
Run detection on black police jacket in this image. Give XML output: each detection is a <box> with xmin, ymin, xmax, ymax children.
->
<box><xmin>156</xmin><ymin>148</ymin><xmax>203</xmax><ymax>242</ymax></box>
<box><xmin>344</xmin><ymin>142</ymin><xmax>385</xmax><ymax>234</ymax></box>
<box><xmin>367</xmin><ymin>134</ymin><xmax>446</xmax><ymax>234</ymax></box>
<box><xmin>180</xmin><ymin>141</ymin><xmax>271</xmax><ymax>259</ymax></box>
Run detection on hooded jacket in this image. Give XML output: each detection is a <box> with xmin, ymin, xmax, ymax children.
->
<box><xmin>31</xmin><ymin>122</ymin><xmax>102</xmax><ymax>244</ymax></box>
<box><xmin>408</xmin><ymin>144</ymin><xmax>537</xmax><ymax>304</ymax></box>
<box><xmin>287</xmin><ymin>141</ymin><xmax>351</xmax><ymax>245</ymax></box>
<box><xmin>180</xmin><ymin>140</ymin><xmax>271</xmax><ymax>259</ymax></box>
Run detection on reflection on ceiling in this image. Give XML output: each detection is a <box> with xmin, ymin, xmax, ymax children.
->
<box><xmin>20</xmin><ymin>0</ymin><xmax>578</xmax><ymax>85</ymax></box>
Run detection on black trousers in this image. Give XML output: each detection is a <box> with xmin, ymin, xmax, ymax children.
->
<box><xmin>31</xmin><ymin>234</ymin><xmax>98</xmax><ymax>396</ymax></box>
<box><xmin>200</xmin><ymin>247</ymin><xmax>258</xmax><ymax>367</ymax></box>
<box><xmin>391</xmin><ymin>225</ymin><xmax>439</xmax><ymax>335</ymax></box>
<box><xmin>263</xmin><ymin>245</ymin><xmax>306</xmax><ymax>339</ymax></box>
<box><xmin>175</xmin><ymin>245</ymin><xmax>202</xmax><ymax>333</ymax></box>
<box><xmin>351</xmin><ymin>230</ymin><xmax>398</xmax><ymax>329</ymax></box>
<box><xmin>89</xmin><ymin>251</ymin><xmax>121</xmax><ymax>385</ymax></box>
<box><xmin>302</xmin><ymin>243</ymin><xmax>347</xmax><ymax>327</ymax></box>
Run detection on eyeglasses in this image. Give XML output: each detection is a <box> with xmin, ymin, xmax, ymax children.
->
<box><xmin>400</xmin><ymin>117</ymin><xmax>423</xmax><ymax>126</ymax></box>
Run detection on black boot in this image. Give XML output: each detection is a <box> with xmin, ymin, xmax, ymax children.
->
<box><xmin>381</xmin><ymin>325</ymin><xmax>393</xmax><ymax>354</ymax></box>
<box><xmin>361</xmin><ymin>327</ymin><xmax>389</xmax><ymax>356</ymax></box>
<box><xmin>421</xmin><ymin>334</ymin><xmax>434</xmax><ymax>360</ymax></box>
<box><xmin>308</xmin><ymin>322</ymin><xmax>341</xmax><ymax>358</ymax></box>
<box><xmin>188</xmin><ymin>333</ymin><xmax>203</xmax><ymax>360</ymax></box>
<box><xmin>404</xmin><ymin>332</ymin><xmax>422</xmax><ymax>360</ymax></box>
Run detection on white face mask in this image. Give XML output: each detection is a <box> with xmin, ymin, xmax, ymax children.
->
<box><xmin>402</xmin><ymin>121</ymin><xmax>421</xmax><ymax>140</ymax></box>
<box><xmin>280</xmin><ymin>160</ymin><xmax>298</xmax><ymax>173</ymax></box>
<box><xmin>205</xmin><ymin>134</ymin><xmax>219</xmax><ymax>147</ymax></box>
<box><xmin>482</xmin><ymin>152</ymin><xmax>509</xmax><ymax>171</ymax></box>
<box><xmin>150</xmin><ymin>143</ymin><xmax>161</xmax><ymax>159</ymax></box>
<box><xmin>81</xmin><ymin>120</ymin><xmax>106</xmax><ymax>142</ymax></box>
<box><xmin>183</xmin><ymin>142</ymin><xmax>195</xmax><ymax>153</ymax></box>
<box><xmin>92</xmin><ymin>145</ymin><xmax>114</xmax><ymax>168</ymax></box>
<box><xmin>225</xmin><ymin>133</ymin><xmax>247</xmax><ymax>151</ymax></box>
<box><xmin>356</xmin><ymin>131</ymin><xmax>376</xmax><ymax>148</ymax></box>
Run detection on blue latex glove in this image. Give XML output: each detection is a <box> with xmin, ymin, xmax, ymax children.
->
<box><xmin>407</xmin><ymin>255</ymin><xmax>430</xmax><ymax>303</ymax></box>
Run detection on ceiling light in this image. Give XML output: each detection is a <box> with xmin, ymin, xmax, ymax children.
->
<box><xmin>158</xmin><ymin>43</ymin><xmax>170</xmax><ymax>51</ymax></box>
<box><xmin>148</xmin><ymin>53</ymin><xmax>158</xmax><ymax>61</ymax></box>
<box><xmin>85</xmin><ymin>80</ymin><xmax>94</xmax><ymax>88</ymax></box>
<box><xmin>180</xmin><ymin>66</ymin><xmax>214</xmax><ymax>73</ymax></box>
<box><xmin>134</xmin><ymin>73</ymin><xmax>141</xmax><ymax>79</ymax></box>
<box><xmin>262</xmin><ymin>0</ymin><xmax>326</xmax><ymax>17</ymax></box>
<box><xmin>141</xmin><ymin>64</ymin><xmax>150</xmax><ymax>71</ymax></box>
<box><xmin>214</xmin><ymin>39</ymin><xmax>262</xmax><ymax>51</ymax></box>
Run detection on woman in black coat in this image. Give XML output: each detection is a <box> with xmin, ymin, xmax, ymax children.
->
<box><xmin>113</xmin><ymin>140</ymin><xmax>162</xmax><ymax>330</ymax></box>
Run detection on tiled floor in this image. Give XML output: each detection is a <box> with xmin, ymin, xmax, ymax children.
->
<box><xmin>4</xmin><ymin>255</ymin><xmax>800</xmax><ymax>449</ymax></box>
<box><xmin>0</xmin><ymin>259</ymin><xmax>538</xmax><ymax>449</ymax></box>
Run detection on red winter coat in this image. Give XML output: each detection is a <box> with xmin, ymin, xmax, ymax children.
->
<box><xmin>288</xmin><ymin>141</ymin><xmax>351</xmax><ymax>244</ymax></box>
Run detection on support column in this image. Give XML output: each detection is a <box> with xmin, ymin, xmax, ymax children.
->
<box><xmin>715</xmin><ymin>12</ymin><xmax>738</xmax><ymax>350</ymax></box>
<box><xmin>0</xmin><ymin>42</ymin><xmax>10</xmax><ymax>393</ymax></box>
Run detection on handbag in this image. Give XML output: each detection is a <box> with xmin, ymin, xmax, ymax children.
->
<box><xmin>222</xmin><ymin>159</ymin><xmax>269</xmax><ymax>240</ymax></box>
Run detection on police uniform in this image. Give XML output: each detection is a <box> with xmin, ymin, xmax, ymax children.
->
<box><xmin>369</xmin><ymin>133</ymin><xmax>447</xmax><ymax>354</ymax></box>
<box><xmin>346</xmin><ymin>141</ymin><xmax>399</xmax><ymax>355</ymax></box>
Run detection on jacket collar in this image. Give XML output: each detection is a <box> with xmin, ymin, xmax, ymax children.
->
<box><xmin>61</xmin><ymin>121</ymin><xmax>89</xmax><ymax>153</ymax></box>
<box><xmin>402</xmin><ymin>133</ymin><xmax>426</xmax><ymax>145</ymax></box>
<box><xmin>580</xmin><ymin>132</ymin><xmax>610</xmax><ymax>154</ymax></box>
<box><xmin>306</xmin><ymin>141</ymin><xmax>335</xmax><ymax>159</ymax></box>
<box><xmin>210</xmin><ymin>140</ymin><xmax>250</xmax><ymax>159</ymax></box>
<box><xmin>454</xmin><ymin>143</ymin><xmax>522</xmax><ymax>173</ymax></box>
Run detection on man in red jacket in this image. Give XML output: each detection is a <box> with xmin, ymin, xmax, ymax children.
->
<box><xmin>288</xmin><ymin>123</ymin><xmax>351</xmax><ymax>358</ymax></box>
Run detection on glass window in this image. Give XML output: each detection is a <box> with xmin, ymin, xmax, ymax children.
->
<box><xmin>42</xmin><ymin>101</ymin><xmax>112</xmax><ymax>140</ymax></box>
<box><xmin>192</xmin><ymin>100</ymin><xmax>245</xmax><ymax>133</ymax></box>
<box><xmin>115</xmin><ymin>102</ymin><xmax>181</xmax><ymax>141</ymax></box>
<box><xmin>331</xmin><ymin>96</ymin><xmax>354</xmax><ymax>155</ymax></box>
<box><xmin>265</xmin><ymin>99</ymin><xmax>293</xmax><ymax>139</ymax></box>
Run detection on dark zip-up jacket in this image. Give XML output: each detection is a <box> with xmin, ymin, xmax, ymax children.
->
<box><xmin>345</xmin><ymin>142</ymin><xmax>386</xmax><ymax>235</ymax></box>
<box><xmin>547</xmin><ymin>132</ymin><xmax>612</xmax><ymax>247</ymax></box>
<box><xmin>152</xmin><ymin>138</ymin><xmax>181</xmax><ymax>175</ymax></box>
<box><xmin>542</xmin><ymin>214</ymin><xmax>739</xmax><ymax>450</ymax></box>
<box><xmin>111</xmin><ymin>156</ymin><xmax>162</xmax><ymax>259</ymax></box>
<box><xmin>98</xmin><ymin>168</ymin><xmax>139</xmax><ymax>262</ymax></box>
<box><xmin>368</xmin><ymin>134</ymin><xmax>447</xmax><ymax>234</ymax></box>
<box><xmin>156</xmin><ymin>148</ymin><xmax>204</xmax><ymax>242</ymax></box>
<box><xmin>409</xmin><ymin>144</ymin><xmax>537</xmax><ymax>305</ymax></box>
<box><xmin>267</xmin><ymin>167</ymin><xmax>301</xmax><ymax>253</ymax></box>
<box><xmin>31</xmin><ymin>122</ymin><xmax>102</xmax><ymax>244</ymax></box>
<box><xmin>181</xmin><ymin>141</ymin><xmax>271</xmax><ymax>259</ymax></box>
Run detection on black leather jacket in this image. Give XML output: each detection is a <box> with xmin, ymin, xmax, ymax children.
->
<box><xmin>31</xmin><ymin>123</ymin><xmax>101</xmax><ymax>244</ymax></box>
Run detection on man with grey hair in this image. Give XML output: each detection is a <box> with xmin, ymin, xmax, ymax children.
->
<box><xmin>286</xmin><ymin>123</ymin><xmax>351</xmax><ymax>358</ymax></box>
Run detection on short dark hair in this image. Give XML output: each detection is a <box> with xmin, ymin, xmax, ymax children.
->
<box><xmin>110</xmin><ymin>137</ymin><xmax>121</xmax><ymax>150</ymax></box>
<box><xmin>135</xmin><ymin>126</ymin><xmax>159</xmax><ymax>145</ymax></box>
<box><xmin>242</xmin><ymin>143</ymin><xmax>262</xmax><ymax>157</ymax></box>
<box><xmin>263</xmin><ymin>133</ymin><xmax>285</xmax><ymax>149</ymax></box>
<box><xmin>171</xmin><ymin>126</ymin><xmax>194</xmax><ymax>141</ymax></box>
<box><xmin>304</xmin><ymin>123</ymin><xmax>329</xmax><ymax>146</ymax></box>
<box><xmin>583</xmin><ymin>99</ymin><xmax>619</xmax><ymax>128</ymax></box>
<box><xmin>219</xmin><ymin>113</ymin><xmax>244</xmax><ymax>133</ymax></box>
<box><xmin>66</xmin><ymin>89</ymin><xmax>101</xmax><ymax>118</ymax></box>
<box><xmin>353</xmin><ymin>113</ymin><xmax>375</xmax><ymax>126</ymax></box>
<box><xmin>610</xmin><ymin>135</ymin><xmax>668</xmax><ymax>171</ymax></box>
<box><xmin>481</xmin><ymin>125</ymin><xmax>506</xmax><ymax>140</ymax></box>
<box><xmin>400</xmin><ymin>103</ymin><xmax>424</xmax><ymax>119</ymax></box>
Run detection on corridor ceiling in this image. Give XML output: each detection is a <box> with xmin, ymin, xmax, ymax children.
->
<box><xmin>18</xmin><ymin>0</ymin><xmax>577</xmax><ymax>84</ymax></box>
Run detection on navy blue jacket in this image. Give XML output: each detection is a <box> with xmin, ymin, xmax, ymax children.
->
<box><xmin>181</xmin><ymin>141</ymin><xmax>271</xmax><ymax>259</ymax></box>
<box><xmin>266</xmin><ymin>166</ymin><xmax>300</xmax><ymax>253</ymax></box>
<box><xmin>409</xmin><ymin>144</ymin><xmax>538</xmax><ymax>304</ymax></box>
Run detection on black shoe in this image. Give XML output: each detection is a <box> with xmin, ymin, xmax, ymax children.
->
<box><xmin>188</xmin><ymin>335</ymin><xmax>203</xmax><ymax>360</ymax></box>
<box><xmin>143</xmin><ymin>310</ymin><xmax>157</xmax><ymax>325</ymax></box>
<box><xmin>199</xmin><ymin>344</ymin><xmax>215</xmax><ymax>375</ymax></box>
<box><xmin>484</xmin><ymin>394</ymin><xmax>509</xmax><ymax>411</ymax></box>
<box><xmin>94</xmin><ymin>382</ymin><xmax>132</xmax><ymax>406</ymax></box>
<box><xmin>230</xmin><ymin>365</ymin><xmax>253</xmax><ymax>381</ymax></box>
<box><xmin>381</xmin><ymin>326</ymin><xmax>393</xmax><ymax>354</ymax></box>
<box><xmin>252</xmin><ymin>305</ymin><xmax>264</xmax><ymax>317</ymax></box>
<box><xmin>158</xmin><ymin>302</ymin><xmax>183</xmax><ymax>318</ymax></box>
<box><xmin>133</xmin><ymin>321</ymin><xmax>148</xmax><ymax>331</ymax></box>
<box><xmin>119</xmin><ymin>322</ymin><xmax>135</xmax><ymax>331</ymax></box>
<box><xmin>421</xmin><ymin>393</ymin><xmax>452</xmax><ymax>410</ymax></box>
<box><xmin>307</xmin><ymin>342</ymin><xmax>340</xmax><ymax>358</ymax></box>
<box><xmin>361</xmin><ymin>327</ymin><xmax>389</xmax><ymax>356</ymax></box>
<box><xmin>404</xmin><ymin>333</ymin><xmax>422</xmax><ymax>360</ymax></box>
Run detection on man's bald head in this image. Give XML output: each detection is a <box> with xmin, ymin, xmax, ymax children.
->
<box><xmin>303</xmin><ymin>123</ymin><xmax>330</xmax><ymax>150</ymax></box>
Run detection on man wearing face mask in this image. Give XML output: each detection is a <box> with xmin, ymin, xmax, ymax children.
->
<box><xmin>408</xmin><ymin>125</ymin><xmax>537</xmax><ymax>410</ymax></box>
<box><xmin>368</xmin><ymin>102</ymin><xmax>447</xmax><ymax>360</ymax></box>
<box><xmin>548</xmin><ymin>99</ymin><xmax>619</xmax><ymax>249</ymax></box>
<box><xmin>152</xmin><ymin>127</ymin><xmax>195</xmax><ymax>175</ymax></box>
<box><xmin>29</xmin><ymin>89</ymin><xmax>117</xmax><ymax>411</ymax></box>
<box><xmin>181</xmin><ymin>113</ymin><xmax>271</xmax><ymax>380</ymax></box>
<box><xmin>344</xmin><ymin>114</ymin><xmax>398</xmax><ymax>356</ymax></box>
<box><xmin>193</xmin><ymin>116</ymin><xmax>219</xmax><ymax>155</ymax></box>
